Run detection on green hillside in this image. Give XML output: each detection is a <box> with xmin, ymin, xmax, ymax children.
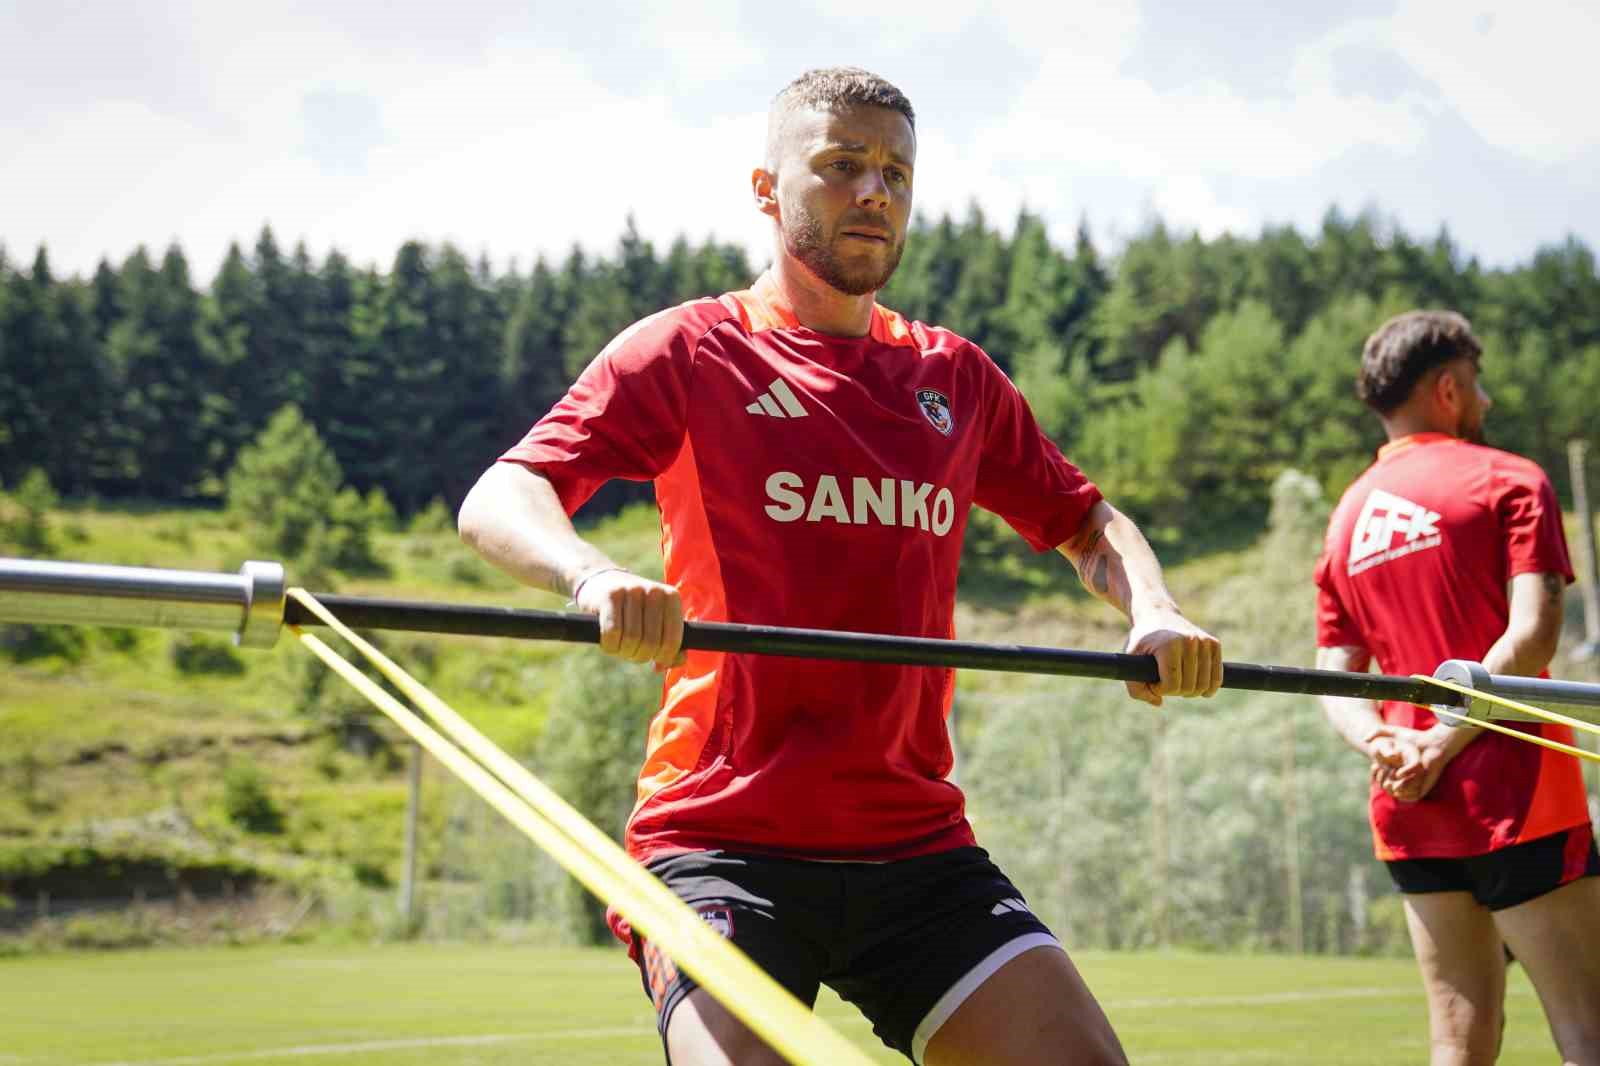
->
<box><xmin>0</xmin><ymin>503</ymin><xmax>663</xmax><ymax>946</ymax></box>
<box><xmin>3</xmin><ymin>498</ymin><xmax>1597</xmax><ymax>957</ymax></box>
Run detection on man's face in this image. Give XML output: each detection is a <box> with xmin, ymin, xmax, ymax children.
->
<box><xmin>765</xmin><ymin>104</ymin><xmax>915</xmax><ymax>296</ymax></box>
<box><xmin>1445</xmin><ymin>359</ymin><xmax>1491</xmax><ymax>444</ymax></box>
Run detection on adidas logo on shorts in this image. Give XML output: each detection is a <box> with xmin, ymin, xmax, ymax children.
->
<box><xmin>990</xmin><ymin>897</ymin><xmax>1031</xmax><ymax>917</ymax></box>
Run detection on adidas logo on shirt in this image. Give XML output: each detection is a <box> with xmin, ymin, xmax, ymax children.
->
<box><xmin>745</xmin><ymin>378</ymin><xmax>808</xmax><ymax>418</ymax></box>
<box><xmin>1347</xmin><ymin>489</ymin><xmax>1443</xmax><ymax>575</ymax></box>
<box><xmin>990</xmin><ymin>898</ymin><xmax>1031</xmax><ymax>917</ymax></box>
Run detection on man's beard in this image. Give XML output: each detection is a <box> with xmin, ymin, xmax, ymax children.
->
<box><xmin>783</xmin><ymin>209</ymin><xmax>903</xmax><ymax>297</ymax></box>
<box><xmin>1457</xmin><ymin>406</ymin><xmax>1488</xmax><ymax>444</ymax></box>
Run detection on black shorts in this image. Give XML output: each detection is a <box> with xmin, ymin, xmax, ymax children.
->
<box><xmin>631</xmin><ymin>846</ymin><xmax>1059</xmax><ymax>1064</ymax></box>
<box><xmin>1386</xmin><ymin>823</ymin><xmax>1600</xmax><ymax>911</ymax></box>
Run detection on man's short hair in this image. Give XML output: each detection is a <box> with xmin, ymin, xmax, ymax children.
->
<box><xmin>767</xmin><ymin>67</ymin><xmax>915</xmax><ymax>166</ymax></box>
<box><xmin>1357</xmin><ymin>310</ymin><xmax>1483</xmax><ymax>414</ymax></box>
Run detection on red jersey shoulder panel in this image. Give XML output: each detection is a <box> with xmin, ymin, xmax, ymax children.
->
<box><xmin>1481</xmin><ymin>445</ymin><xmax>1575</xmax><ymax>582</ymax></box>
<box><xmin>499</xmin><ymin>298</ymin><xmax>736</xmax><ymax>513</ymax></box>
<box><xmin>600</xmin><ymin>297</ymin><xmax>735</xmax><ymax>360</ymax></box>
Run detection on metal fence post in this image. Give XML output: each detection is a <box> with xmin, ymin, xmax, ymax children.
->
<box><xmin>401</xmin><ymin>741</ymin><xmax>422</xmax><ymax>930</ymax></box>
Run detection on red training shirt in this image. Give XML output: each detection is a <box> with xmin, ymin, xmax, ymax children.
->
<box><xmin>502</xmin><ymin>272</ymin><xmax>1102</xmax><ymax>865</ymax></box>
<box><xmin>1314</xmin><ymin>432</ymin><xmax>1585</xmax><ymax>860</ymax></box>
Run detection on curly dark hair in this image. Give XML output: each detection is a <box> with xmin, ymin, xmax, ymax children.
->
<box><xmin>1357</xmin><ymin>310</ymin><xmax>1482</xmax><ymax>414</ymax></box>
<box><xmin>767</xmin><ymin>67</ymin><xmax>915</xmax><ymax>165</ymax></box>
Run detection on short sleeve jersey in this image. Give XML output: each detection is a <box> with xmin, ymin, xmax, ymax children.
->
<box><xmin>1314</xmin><ymin>432</ymin><xmax>1584</xmax><ymax>859</ymax></box>
<box><xmin>502</xmin><ymin>272</ymin><xmax>1103</xmax><ymax>864</ymax></box>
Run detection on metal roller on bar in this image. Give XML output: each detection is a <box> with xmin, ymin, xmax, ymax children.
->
<box><xmin>0</xmin><ymin>556</ymin><xmax>285</xmax><ymax>648</ymax></box>
<box><xmin>6</xmin><ymin>555</ymin><xmax>1600</xmax><ymax>724</ymax></box>
<box><xmin>1430</xmin><ymin>659</ymin><xmax>1600</xmax><ymax>725</ymax></box>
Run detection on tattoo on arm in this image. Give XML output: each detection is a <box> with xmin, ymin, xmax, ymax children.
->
<box><xmin>1542</xmin><ymin>572</ymin><xmax>1564</xmax><ymax>603</ymax></box>
<box><xmin>1089</xmin><ymin>556</ymin><xmax>1110</xmax><ymax>596</ymax></box>
<box><xmin>1071</xmin><ymin>529</ymin><xmax>1104</xmax><ymax>586</ymax></box>
<box><xmin>1071</xmin><ymin>528</ymin><xmax>1123</xmax><ymax>605</ymax></box>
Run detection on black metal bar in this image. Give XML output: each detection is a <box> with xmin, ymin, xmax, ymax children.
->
<box><xmin>287</xmin><ymin>593</ymin><xmax>1465</xmax><ymax>707</ymax></box>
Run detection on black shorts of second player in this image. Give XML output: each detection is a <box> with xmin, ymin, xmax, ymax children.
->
<box><xmin>1386</xmin><ymin>823</ymin><xmax>1600</xmax><ymax>911</ymax></box>
<box><xmin>631</xmin><ymin>846</ymin><xmax>1061</xmax><ymax>1064</ymax></box>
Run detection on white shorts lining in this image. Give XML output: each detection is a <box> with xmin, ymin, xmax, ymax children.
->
<box><xmin>908</xmin><ymin>931</ymin><xmax>1063</xmax><ymax>1064</ymax></box>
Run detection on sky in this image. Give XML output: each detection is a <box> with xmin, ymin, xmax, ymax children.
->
<box><xmin>3</xmin><ymin>0</ymin><xmax>1597</xmax><ymax>282</ymax></box>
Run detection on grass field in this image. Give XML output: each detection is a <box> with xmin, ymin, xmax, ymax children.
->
<box><xmin>0</xmin><ymin>943</ymin><xmax>1566</xmax><ymax>1065</ymax></box>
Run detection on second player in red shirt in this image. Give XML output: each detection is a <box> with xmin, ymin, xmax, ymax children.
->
<box><xmin>1313</xmin><ymin>309</ymin><xmax>1600</xmax><ymax>1063</ymax></box>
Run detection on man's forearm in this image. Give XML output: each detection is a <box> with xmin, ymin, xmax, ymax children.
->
<box><xmin>1434</xmin><ymin>585</ymin><xmax>1561</xmax><ymax>762</ymax></box>
<box><xmin>1059</xmin><ymin>502</ymin><xmax>1180</xmax><ymax>621</ymax></box>
<box><xmin>1480</xmin><ymin>571</ymin><xmax>1565</xmax><ymax>677</ymax></box>
<box><xmin>1314</xmin><ymin>646</ymin><xmax>1384</xmax><ymax>758</ymax></box>
<box><xmin>1480</xmin><ymin>624</ymin><xmax>1557</xmax><ymax>678</ymax></box>
<box><xmin>457</xmin><ymin>462</ymin><xmax>617</xmax><ymax>597</ymax></box>
<box><xmin>1058</xmin><ymin>500</ymin><xmax>1222</xmax><ymax>703</ymax></box>
<box><xmin>1318</xmin><ymin>694</ymin><xmax>1386</xmax><ymax>758</ymax></box>
<box><xmin>460</xmin><ymin>462</ymin><xmax>684</xmax><ymax>668</ymax></box>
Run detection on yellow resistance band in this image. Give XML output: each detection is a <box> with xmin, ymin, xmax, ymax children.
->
<box><xmin>1413</xmin><ymin>673</ymin><xmax>1600</xmax><ymax>765</ymax></box>
<box><xmin>287</xmin><ymin>588</ymin><xmax>875</xmax><ymax>1066</ymax></box>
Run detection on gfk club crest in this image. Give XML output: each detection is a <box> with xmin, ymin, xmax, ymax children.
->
<box><xmin>696</xmin><ymin>904</ymin><xmax>735</xmax><ymax>938</ymax></box>
<box><xmin>643</xmin><ymin>904</ymin><xmax>736</xmax><ymax>1012</ymax></box>
<box><xmin>916</xmin><ymin>389</ymin><xmax>954</xmax><ymax>436</ymax></box>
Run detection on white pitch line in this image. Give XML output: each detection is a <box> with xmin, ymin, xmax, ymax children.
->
<box><xmin>75</xmin><ymin>1028</ymin><xmax>652</xmax><ymax>1066</ymax></box>
<box><xmin>61</xmin><ymin>985</ymin><xmax>1491</xmax><ymax>1066</ymax></box>
<box><xmin>1105</xmin><ymin>986</ymin><xmax>1416</xmax><ymax>1009</ymax></box>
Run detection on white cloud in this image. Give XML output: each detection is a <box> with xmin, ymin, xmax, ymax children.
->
<box><xmin>899</xmin><ymin>0</ymin><xmax>1594</xmax><ymax>247</ymax></box>
<box><xmin>803</xmin><ymin>0</ymin><xmax>995</xmax><ymax>39</ymax></box>
<box><xmin>630</xmin><ymin>2</ymin><xmax>771</xmax><ymax>84</ymax></box>
<box><xmin>894</xmin><ymin>3</ymin><xmax>1430</xmax><ymax>246</ymax></box>
<box><xmin>992</xmin><ymin>16</ymin><xmax>1431</xmax><ymax>185</ymax></box>
<box><xmin>2</xmin><ymin>11</ymin><xmax>774</xmax><ymax>278</ymax></box>
<box><xmin>1152</xmin><ymin>176</ymin><xmax>1253</xmax><ymax>239</ymax></box>
<box><xmin>2</xmin><ymin>0</ymin><xmax>1595</xmax><ymax>278</ymax></box>
<box><xmin>1376</xmin><ymin>0</ymin><xmax>1600</xmax><ymax>164</ymax></box>
<box><xmin>327</xmin><ymin>54</ymin><xmax>772</xmax><ymax>268</ymax></box>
